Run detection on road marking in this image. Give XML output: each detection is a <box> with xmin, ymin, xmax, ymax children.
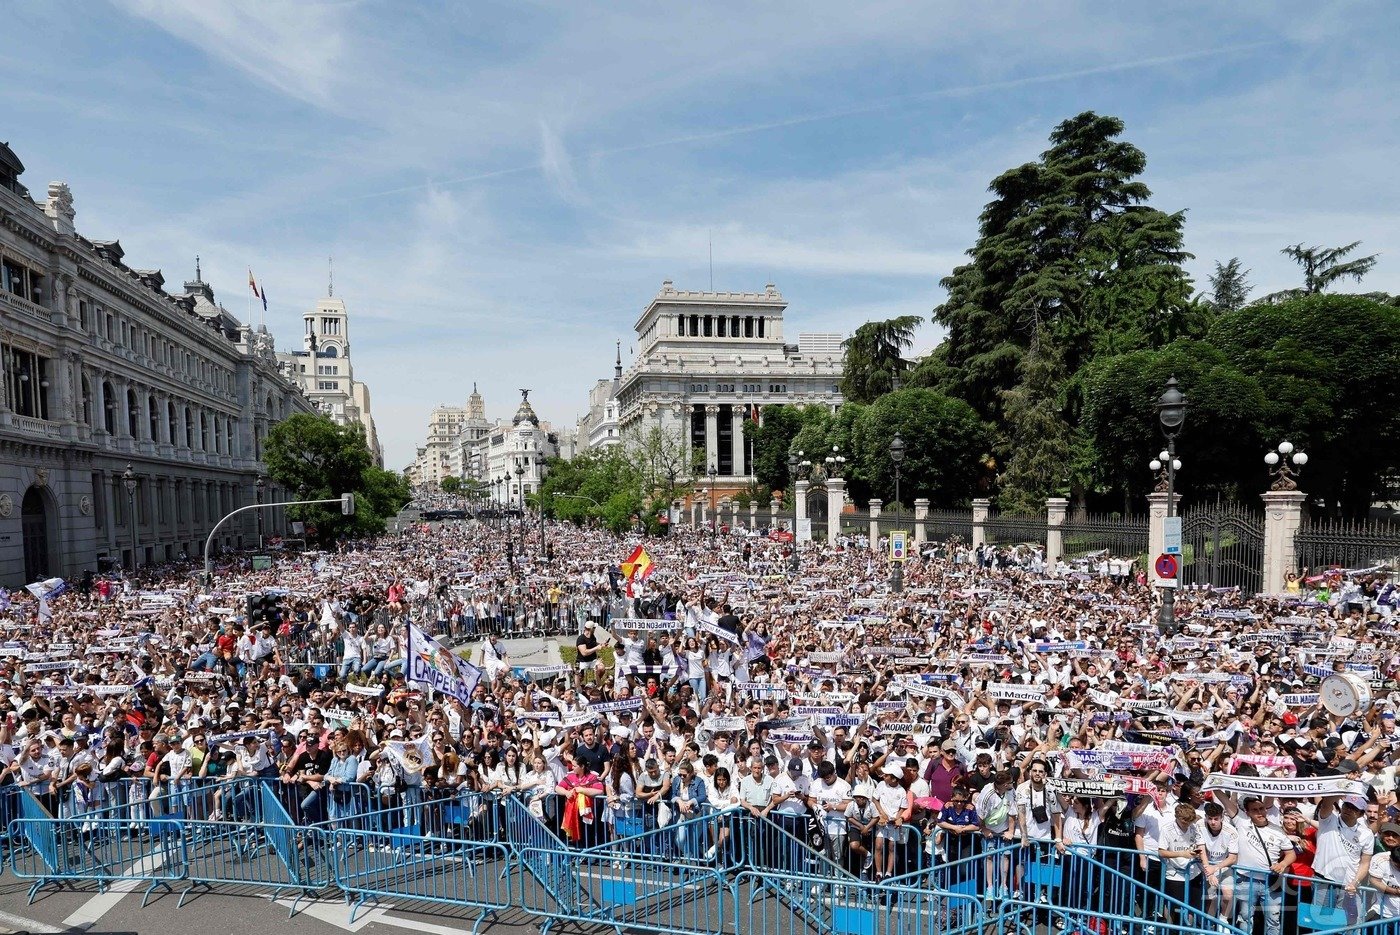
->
<box><xmin>374</xmin><ymin>913</ymin><xmax>478</xmax><ymax>935</ymax></box>
<box><xmin>0</xmin><ymin>909</ymin><xmax>68</xmax><ymax>933</ymax></box>
<box><xmin>270</xmin><ymin>895</ymin><xmax>389</xmax><ymax>932</ymax></box>
<box><xmin>62</xmin><ymin>854</ymin><xmax>165</xmax><ymax>929</ymax></box>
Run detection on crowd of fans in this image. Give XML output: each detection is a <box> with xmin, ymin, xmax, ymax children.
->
<box><xmin>1</xmin><ymin>501</ymin><xmax>1396</xmax><ymax>933</ymax></box>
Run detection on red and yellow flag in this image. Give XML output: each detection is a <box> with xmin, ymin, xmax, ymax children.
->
<box><xmin>622</xmin><ymin>545</ymin><xmax>654</xmax><ymax>596</ymax></box>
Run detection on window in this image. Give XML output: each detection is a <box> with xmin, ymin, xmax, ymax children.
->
<box><xmin>768</xmin><ymin>383</ymin><xmax>787</xmax><ymax>394</ymax></box>
<box><xmin>318</xmin><ymin>381</ymin><xmax>338</xmax><ymax>391</ymax></box>
<box><xmin>321</xmin><ymin>318</ymin><xmax>341</xmax><ymax>336</ymax></box>
<box><xmin>148</xmin><ymin>395</ymin><xmax>158</xmax><ymax>440</ymax></box>
<box><xmin>3</xmin><ymin>346</ymin><xmax>50</xmax><ymax>419</ymax></box>
<box><xmin>317</xmin><ymin>364</ymin><xmax>338</xmax><ymax>375</ymax></box>
<box><xmin>184</xmin><ymin>407</ymin><xmax>193</xmax><ymax>448</ymax></box>
<box><xmin>702</xmin><ymin>316</ymin><xmax>713</xmax><ymax>337</ymax></box>
<box><xmin>126</xmin><ymin>389</ymin><xmax>139</xmax><ymax>437</ymax></box>
<box><xmin>716</xmin><ymin>383</ymin><xmax>735</xmax><ymax>393</ymax></box>
<box><xmin>91</xmin><ymin>472</ymin><xmax>105</xmax><ymax>531</ymax></box>
<box><xmin>757</xmin><ymin>317</ymin><xmax>765</xmax><ymax>338</ymax></box>
<box><xmin>717</xmin><ymin>316</ymin><xmax>727</xmax><ymax>337</ymax></box>
<box><xmin>305</xmin><ymin>318</ymin><xmax>314</xmax><ymax>335</ymax></box>
<box><xmin>688</xmin><ymin>383</ymin><xmax>709</xmax><ymax>393</ymax></box>
<box><xmin>742</xmin><ymin>383</ymin><xmax>761</xmax><ymax>394</ymax></box>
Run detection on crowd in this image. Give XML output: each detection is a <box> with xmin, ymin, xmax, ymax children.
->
<box><xmin>1</xmin><ymin>500</ymin><xmax>1397</xmax><ymax>935</ymax></box>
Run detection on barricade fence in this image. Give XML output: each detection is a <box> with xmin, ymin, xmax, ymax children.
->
<box><xmin>8</xmin><ymin>787</ymin><xmax>1399</xmax><ymax>935</ymax></box>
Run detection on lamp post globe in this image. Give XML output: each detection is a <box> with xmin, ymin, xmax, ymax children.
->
<box><xmin>1153</xmin><ymin>377</ymin><xmax>1187</xmax><ymax>636</ymax></box>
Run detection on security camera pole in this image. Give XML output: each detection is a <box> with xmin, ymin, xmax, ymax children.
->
<box><xmin>203</xmin><ymin>492</ymin><xmax>355</xmax><ymax>590</ymax></box>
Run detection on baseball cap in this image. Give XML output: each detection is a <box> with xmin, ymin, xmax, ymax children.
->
<box><xmin>941</xmin><ymin>739</ymin><xmax>958</xmax><ymax>753</ymax></box>
<box><xmin>786</xmin><ymin>758</ymin><xmax>804</xmax><ymax>773</ymax></box>
<box><xmin>1337</xmin><ymin>758</ymin><xmax>1362</xmax><ymax>773</ymax></box>
<box><xmin>853</xmin><ymin>783</ymin><xmax>873</xmax><ymax>798</ymax></box>
<box><xmin>884</xmin><ymin>763</ymin><xmax>903</xmax><ymax>778</ymax></box>
<box><xmin>1380</xmin><ymin>823</ymin><xmax>1400</xmax><ymax>837</ymax></box>
<box><xmin>1342</xmin><ymin>794</ymin><xmax>1369</xmax><ymax>811</ymax></box>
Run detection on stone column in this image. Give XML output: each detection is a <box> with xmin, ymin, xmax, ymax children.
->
<box><xmin>730</xmin><ymin>408</ymin><xmax>746</xmax><ymax>477</ymax></box>
<box><xmin>1261</xmin><ymin>490</ymin><xmax>1307</xmax><ymax>594</ymax></box>
<box><xmin>1045</xmin><ymin>497</ymin><xmax>1069</xmax><ymax>567</ymax></box>
<box><xmin>971</xmin><ymin>498</ymin><xmax>991</xmax><ymax>550</ymax></box>
<box><xmin>868</xmin><ymin>499</ymin><xmax>882</xmax><ymax>552</ymax></box>
<box><xmin>826</xmin><ymin>478</ymin><xmax>845</xmax><ymax>545</ymax></box>
<box><xmin>749</xmin><ymin>501</ymin><xmax>757</xmax><ymax>528</ymax></box>
<box><xmin>769</xmin><ymin>499</ymin><xmax>778</xmax><ymax>528</ymax></box>
<box><xmin>703</xmin><ymin>405</ymin><xmax>719</xmax><ymax>473</ymax></box>
<box><xmin>795</xmin><ymin>479</ymin><xmax>810</xmax><ymax>541</ymax></box>
<box><xmin>700</xmin><ymin>501</ymin><xmax>709</xmax><ymax>527</ymax></box>
<box><xmin>914</xmin><ymin>498</ymin><xmax>929</xmax><ymax>545</ymax></box>
<box><xmin>1146</xmin><ymin>492</ymin><xmax>1183</xmax><ymax>585</ymax></box>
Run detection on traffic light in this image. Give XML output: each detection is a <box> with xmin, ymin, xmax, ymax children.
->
<box><xmin>341</xmin><ymin>493</ymin><xmax>356</xmax><ymax>516</ymax></box>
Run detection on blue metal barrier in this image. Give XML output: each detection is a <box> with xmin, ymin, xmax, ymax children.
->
<box><xmin>331</xmin><ymin>827</ymin><xmax>511</xmax><ymax>931</ymax></box>
<box><xmin>520</xmin><ymin>844</ymin><xmax>734</xmax><ymax>935</ymax></box>
<box><xmin>8</xmin><ymin>816</ymin><xmax>187</xmax><ymax>905</ymax></box>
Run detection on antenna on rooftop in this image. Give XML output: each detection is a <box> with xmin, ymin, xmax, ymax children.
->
<box><xmin>328</xmin><ymin>256</ymin><xmax>334</xmax><ymax>297</ymax></box>
<box><xmin>709</xmin><ymin>229</ymin><xmax>713</xmax><ymax>291</ymax></box>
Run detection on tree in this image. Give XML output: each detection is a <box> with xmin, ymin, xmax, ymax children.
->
<box><xmin>538</xmin><ymin>448</ymin><xmax>645</xmax><ymax>534</ymax></box>
<box><xmin>1282</xmin><ymin>241</ymin><xmax>1378</xmax><ymax>294</ymax></box>
<box><xmin>840</xmin><ymin>315</ymin><xmax>924</xmax><ymax>404</ymax></box>
<box><xmin>851</xmin><ymin>389</ymin><xmax>992</xmax><ymax>508</ymax></box>
<box><xmin>1208</xmin><ymin>258</ymin><xmax>1252</xmax><ymax>313</ymax></box>
<box><xmin>262</xmin><ymin>413</ymin><xmax>409</xmax><ymax>540</ymax></box>
<box><xmin>620</xmin><ymin>425</ymin><xmax>695</xmax><ymax>507</ymax></box>
<box><xmin>1207</xmin><ymin>294</ymin><xmax>1400</xmax><ymax>516</ymax></box>
<box><xmin>743</xmin><ymin>405</ymin><xmax>807</xmax><ymax>491</ymax></box>
<box><xmin>931</xmin><ymin>112</ymin><xmax>1194</xmax><ymax>430</ymax></box>
<box><xmin>1077</xmin><ymin>341</ymin><xmax>1269</xmax><ymax>509</ymax></box>
<box><xmin>439</xmin><ymin>475</ymin><xmax>462</xmax><ymax>494</ymax></box>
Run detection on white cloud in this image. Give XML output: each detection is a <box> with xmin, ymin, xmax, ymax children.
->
<box><xmin>538</xmin><ymin>120</ymin><xmax>584</xmax><ymax>205</ymax></box>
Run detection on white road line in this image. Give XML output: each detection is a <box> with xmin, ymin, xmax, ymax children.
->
<box><xmin>61</xmin><ymin>854</ymin><xmax>165</xmax><ymax>929</ymax></box>
<box><xmin>0</xmin><ymin>908</ymin><xmax>68</xmax><ymax>933</ymax></box>
<box><xmin>373</xmin><ymin>913</ymin><xmax>477</xmax><ymax>935</ymax></box>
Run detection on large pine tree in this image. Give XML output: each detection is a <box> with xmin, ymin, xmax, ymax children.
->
<box><xmin>927</xmin><ymin>112</ymin><xmax>1193</xmax><ymax>506</ymax></box>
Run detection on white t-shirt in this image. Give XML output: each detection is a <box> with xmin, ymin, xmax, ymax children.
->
<box><xmin>1370</xmin><ymin>854</ymin><xmax>1400</xmax><ymax>918</ymax></box>
<box><xmin>1313</xmin><ymin>811</ymin><xmax>1373</xmax><ymax>883</ymax></box>
<box><xmin>1231</xmin><ymin>814</ymin><xmax>1292</xmax><ymax>872</ymax></box>
<box><xmin>809</xmin><ymin>777</ymin><xmax>852</xmax><ymax>831</ymax></box>
<box><xmin>1016</xmin><ymin>781</ymin><xmax>1060</xmax><ymax>842</ymax></box>
<box><xmin>1159</xmin><ymin>819</ymin><xmax>1204</xmax><ymax>881</ymax></box>
<box><xmin>1201</xmin><ymin>822</ymin><xmax>1238</xmax><ymax>867</ymax></box>
<box><xmin>976</xmin><ymin>785</ymin><xmax>1016</xmax><ymax>834</ymax></box>
<box><xmin>873</xmin><ymin>779</ymin><xmax>909</xmax><ymax>821</ymax></box>
<box><xmin>1135</xmin><ymin>803</ymin><xmax>1163</xmax><ymax>854</ymax></box>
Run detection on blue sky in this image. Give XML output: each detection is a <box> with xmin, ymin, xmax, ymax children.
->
<box><xmin>4</xmin><ymin>1</ymin><xmax>1398</xmax><ymax>468</ymax></box>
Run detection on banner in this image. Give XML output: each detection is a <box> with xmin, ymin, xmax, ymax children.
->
<box><xmin>696</xmin><ymin>617</ymin><xmax>740</xmax><ymax>645</ymax></box>
<box><xmin>1064</xmin><ymin>748</ymin><xmax>1174</xmax><ymax>772</ymax></box>
<box><xmin>736</xmin><ymin>681</ymin><xmax>787</xmax><ymax>696</ymax></box>
<box><xmin>524</xmin><ymin>664</ymin><xmax>574</xmax><ymax>676</ymax></box>
<box><xmin>702</xmin><ymin>716</ymin><xmax>748</xmax><ymax>733</ymax></box>
<box><xmin>1229</xmin><ymin>754</ymin><xmax>1296</xmax><ymax>774</ymax></box>
<box><xmin>961</xmin><ymin>653</ymin><xmax>1012</xmax><ymax>665</ymax></box>
<box><xmin>793</xmin><ymin>706</ymin><xmax>846</xmax><ymax>716</ymax></box>
<box><xmin>590</xmin><ymin>698</ymin><xmax>643</xmax><ymax>714</ymax></box>
<box><xmin>769</xmin><ymin>730</ymin><xmax>814</xmax><ymax>744</ymax></box>
<box><xmin>407</xmin><ymin>621</ymin><xmax>483</xmax><ymax>706</ymax></box>
<box><xmin>611</xmin><ymin>618</ymin><xmax>676</xmax><ymax>631</ymax></box>
<box><xmin>1048</xmin><ymin>777</ymin><xmax>1123</xmax><ymax>798</ymax></box>
<box><xmin>987</xmin><ymin>683</ymin><xmax>1047</xmax><ymax>704</ymax></box>
<box><xmin>879</xmin><ymin>722</ymin><xmax>929</xmax><ymax>735</ymax></box>
<box><xmin>322</xmin><ymin>707</ymin><xmax>358</xmax><ymax>726</ymax></box>
<box><xmin>808</xmin><ymin>651</ymin><xmax>845</xmax><ymax>664</ymax></box>
<box><xmin>758</xmin><ymin>717</ymin><xmax>810</xmax><ymax>732</ymax></box>
<box><xmin>1281</xmin><ymin>693</ymin><xmax>1319</xmax><ymax>707</ymax></box>
<box><xmin>898</xmin><ymin>682</ymin><xmax>966</xmax><ymax>706</ymax></box>
<box><xmin>1031</xmin><ymin>641</ymin><xmax>1088</xmax><ymax>653</ymax></box>
<box><xmin>346</xmin><ymin>682</ymin><xmax>385</xmax><ymax>696</ymax></box>
<box><xmin>1200</xmin><ymin>774</ymin><xmax>1367</xmax><ymax>799</ymax></box>
<box><xmin>25</xmin><ymin>660</ymin><xmax>78</xmax><ymax>672</ymax></box>
<box><xmin>821</xmin><ymin>714</ymin><xmax>864</xmax><ymax>728</ymax></box>
<box><xmin>869</xmin><ymin>699</ymin><xmax>909</xmax><ymax>712</ymax></box>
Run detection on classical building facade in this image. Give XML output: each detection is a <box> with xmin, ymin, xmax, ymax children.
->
<box><xmin>615</xmin><ymin>281</ymin><xmax>844</xmax><ymax>488</ymax></box>
<box><xmin>0</xmin><ymin>141</ymin><xmax>314</xmax><ymax>586</ymax></box>
<box><xmin>276</xmin><ymin>296</ymin><xmax>383</xmax><ymax>466</ymax></box>
<box><xmin>575</xmin><ymin>343</ymin><xmax>623</xmax><ymax>454</ymax></box>
<box><xmin>407</xmin><ymin>388</ymin><xmax>563</xmax><ymax>501</ymax></box>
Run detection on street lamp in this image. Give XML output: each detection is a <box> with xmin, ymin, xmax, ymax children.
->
<box><xmin>707</xmin><ymin>465</ymin><xmax>718</xmax><ymax>545</ymax></box>
<box><xmin>122</xmin><ymin>463</ymin><xmax>138</xmax><ymax>572</ymax></box>
<box><xmin>1265</xmin><ymin>441</ymin><xmax>1308</xmax><ymax>491</ymax></box>
<box><xmin>787</xmin><ymin>451</ymin><xmax>800</xmax><ymax>573</ymax></box>
<box><xmin>536</xmin><ymin>455</ymin><xmax>548</xmax><ymax>557</ymax></box>
<box><xmin>514</xmin><ymin>463</ymin><xmax>526</xmax><ymax>551</ymax></box>
<box><xmin>1154</xmin><ymin>376</ymin><xmax>1187</xmax><ymax>636</ymax></box>
<box><xmin>255</xmin><ymin>475</ymin><xmax>265</xmax><ymax>549</ymax></box>
<box><xmin>889</xmin><ymin>432</ymin><xmax>906</xmax><ymax>593</ymax></box>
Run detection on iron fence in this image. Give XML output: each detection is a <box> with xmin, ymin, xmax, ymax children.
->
<box><xmin>923</xmin><ymin>508</ymin><xmax>972</xmax><ymax>543</ymax></box>
<box><xmin>1179</xmin><ymin>502</ymin><xmax>1263</xmax><ymax>594</ymax></box>
<box><xmin>1059</xmin><ymin>513</ymin><xmax>1150</xmax><ymax>563</ymax></box>
<box><xmin>1294</xmin><ymin>515</ymin><xmax>1400</xmax><ymax>573</ymax></box>
<box><xmin>984</xmin><ymin>511</ymin><xmax>1047</xmax><ymax>546</ymax></box>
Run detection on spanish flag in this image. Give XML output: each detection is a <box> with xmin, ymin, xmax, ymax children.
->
<box><xmin>622</xmin><ymin>545</ymin><xmax>654</xmax><ymax>596</ymax></box>
<box><xmin>248</xmin><ymin>269</ymin><xmax>261</xmax><ymax>299</ymax></box>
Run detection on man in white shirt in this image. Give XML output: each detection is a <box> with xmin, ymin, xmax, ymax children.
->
<box><xmin>1312</xmin><ymin>793</ymin><xmax>1374</xmax><ymax>926</ymax></box>
<box><xmin>1200</xmin><ymin>801</ymin><xmax>1238</xmax><ymax>921</ymax></box>
<box><xmin>807</xmin><ymin>761</ymin><xmax>852</xmax><ymax>864</ymax></box>
<box><xmin>770</xmin><ymin>758</ymin><xmax>811</xmax><ymax>873</ymax></box>
<box><xmin>1157</xmin><ymin>803</ymin><xmax>1205</xmax><ymax>927</ymax></box>
<box><xmin>1228</xmin><ymin>796</ymin><xmax>1294</xmax><ymax>935</ymax></box>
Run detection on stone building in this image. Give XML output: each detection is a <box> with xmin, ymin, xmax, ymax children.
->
<box><xmin>0</xmin><ymin>140</ymin><xmax>314</xmax><ymax>585</ymax></box>
<box><xmin>614</xmin><ymin>281</ymin><xmax>844</xmax><ymax>492</ymax></box>
<box><xmin>275</xmin><ymin>296</ymin><xmax>383</xmax><ymax>466</ymax></box>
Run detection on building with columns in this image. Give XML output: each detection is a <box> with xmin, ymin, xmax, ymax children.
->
<box><xmin>614</xmin><ymin>281</ymin><xmax>844</xmax><ymax>490</ymax></box>
<box><xmin>407</xmin><ymin>387</ymin><xmax>564</xmax><ymax>499</ymax></box>
<box><xmin>0</xmin><ymin>140</ymin><xmax>315</xmax><ymax>586</ymax></box>
<box><xmin>275</xmin><ymin>296</ymin><xmax>383</xmax><ymax>466</ymax></box>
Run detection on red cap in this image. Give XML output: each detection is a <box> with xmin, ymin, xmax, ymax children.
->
<box><xmin>1281</xmin><ymin>712</ymin><xmax>1299</xmax><ymax>726</ymax></box>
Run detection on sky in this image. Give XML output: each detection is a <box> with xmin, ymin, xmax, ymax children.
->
<box><xmin>3</xmin><ymin>1</ymin><xmax>1398</xmax><ymax>469</ymax></box>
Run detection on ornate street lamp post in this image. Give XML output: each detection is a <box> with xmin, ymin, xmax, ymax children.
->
<box><xmin>255</xmin><ymin>475</ymin><xmax>265</xmax><ymax>549</ymax></box>
<box><xmin>787</xmin><ymin>451</ymin><xmax>800</xmax><ymax>573</ymax></box>
<box><xmin>122</xmin><ymin>463</ymin><xmax>138</xmax><ymax>572</ymax></box>
<box><xmin>1153</xmin><ymin>377</ymin><xmax>1186</xmax><ymax>635</ymax></box>
<box><xmin>707</xmin><ymin>465</ymin><xmax>718</xmax><ymax>546</ymax></box>
<box><xmin>1265</xmin><ymin>441</ymin><xmax>1308</xmax><ymax>490</ymax></box>
<box><xmin>889</xmin><ymin>432</ymin><xmax>906</xmax><ymax>594</ymax></box>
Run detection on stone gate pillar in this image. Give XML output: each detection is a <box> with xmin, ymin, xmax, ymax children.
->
<box><xmin>1045</xmin><ymin>497</ymin><xmax>1069</xmax><ymax>567</ymax></box>
<box><xmin>971</xmin><ymin>498</ymin><xmax>991</xmax><ymax>550</ymax></box>
<box><xmin>868</xmin><ymin>499</ymin><xmax>882</xmax><ymax>552</ymax></box>
<box><xmin>826</xmin><ymin>478</ymin><xmax>846</xmax><ymax>545</ymax></box>
<box><xmin>795</xmin><ymin>480</ymin><xmax>810</xmax><ymax>541</ymax></box>
<box><xmin>914</xmin><ymin>498</ymin><xmax>929</xmax><ymax>545</ymax></box>
<box><xmin>1147</xmin><ymin>491</ymin><xmax>1183</xmax><ymax>585</ymax></box>
<box><xmin>1261</xmin><ymin>490</ymin><xmax>1307</xmax><ymax>594</ymax></box>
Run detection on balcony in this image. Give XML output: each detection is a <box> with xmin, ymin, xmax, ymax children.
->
<box><xmin>0</xmin><ymin>289</ymin><xmax>50</xmax><ymax>325</ymax></box>
<box><xmin>5</xmin><ymin>414</ymin><xmax>64</xmax><ymax>439</ymax></box>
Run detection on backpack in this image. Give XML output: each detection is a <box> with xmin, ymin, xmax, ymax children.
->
<box><xmin>375</xmin><ymin>758</ymin><xmax>406</xmax><ymax>796</ymax></box>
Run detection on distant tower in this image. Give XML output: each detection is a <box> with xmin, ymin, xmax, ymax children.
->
<box><xmin>466</xmin><ymin>381</ymin><xmax>486</xmax><ymax>421</ymax></box>
<box><xmin>303</xmin><ymin>297</ymin><xmax>349</xmax><ymax>358</ymax></box>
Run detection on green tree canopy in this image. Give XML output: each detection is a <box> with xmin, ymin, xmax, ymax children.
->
<box><xmin>840</xmin><ymin>315</ymin><xmax>924</xmax><ymax>404</ymax></box>
<box><xmin>1207</xmin><ymin>294</ymin><xmax>1400</xmax><ymax>516</ymax></box>
<box><xmin>743</xmin><ymin>404</ymin><xmax>808</xmax><ymax>492</ymax></box>
<box><xmin>439</xmin><ymin>475</ymin><xmax>462</xmax><ymax>494</ymax></box>
<box><xmin>851</xmin><ymin>389</ymin><xmax>992</xmax><ymax>508</ymax></box>
<box><xmin>1258</xmin><ymin>242</ymin><xmax>1379</xmax><ymax>302</ymax></box>
<box><xmin>262</xmin><ymin>413</ymin><xmax>410</xmax><ymax>540</ymax></box>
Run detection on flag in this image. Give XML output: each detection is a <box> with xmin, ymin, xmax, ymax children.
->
<box><xmin>261</xmin><ymin>286</ymin><xmax>268</xmax><ymax>313</ymax></box>
<box><xmin>405</xmin><ymin>620</ymin><xmax>483</xmax><ymax>702</ymax></box>
<box><xmin>622</xmin><ymin>545</ymin><xmax>654</xmax><ymax>597</ymax></box>
<box><xmin>248</xmin><ymin>269</ymin><xmax>260</xmax><ymax>299</ymax></box>
<box><xmin>750</xmin><ymin>404</ymin><xmax>761</xmax><ymax>425</ymax></box>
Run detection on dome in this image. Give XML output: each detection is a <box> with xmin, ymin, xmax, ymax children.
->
<box><xmin>512</xmin><ymin>389</ymin><xmax>539</xmax><ymax>427</ymax></box>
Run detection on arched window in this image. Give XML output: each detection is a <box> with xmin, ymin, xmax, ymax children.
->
<box><xmin>81</xmin><ymin>376</ymin><xmax>92</xmax><ymax>427</ymax></box>
<box><xmin>126</xmin><ymin>389</ymin><xmax>139</xmax><ymax>437</ymax></box>
<box><xmin>102</xmin><ymin>382</ymin><xmax>116</xmax><ymax>434</ymax></box>
<box><xmin>167</xmin><ymin>401</ymin><xmax>176</xmax><ymax>444</ymax></box>
<box><xmin>323</xmin><ymin>345</ymin><xmax>339</xmax><ymax>358</ymax></box>
<box><xmin>676</xmin><ymin>314</ymin><xmax>686</xmax><ymax>336</ymax></box>
<box><xmin>148</xmin><ymin>395</ymin><xmax>158</xmax><ymax>441</ymax></box>
<box><xmin>199</xmin><ymin>411</ymin><xmax>208</xmax><ymax>450</ymax></box>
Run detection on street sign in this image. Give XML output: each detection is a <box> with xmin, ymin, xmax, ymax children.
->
<box><xmin>1154</xmin><ymin>553</ymin><xmax>1179</xmax><ymax>580</ymax></box>
<box><xmin>797</xmin><ymin>518</ymin><xmax>812</xmax><ymax>543</ymax></box>
<box><xmin>252</xmin><ymin>555</ymin><xmax>272</xmax><ymax>571</ymax></box>
<box><xmin>1163</xmin><ymin>516</ymin><xmax>1182</xmax><ymax>555</ymax></box>
<box><xmin>890</xmin><ymin>531</ymin><xmax>908</xmax><ymax>562</ymax></box>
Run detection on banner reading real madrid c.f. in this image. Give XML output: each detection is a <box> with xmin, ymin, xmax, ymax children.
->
<box><xmin>407</xmin><ymin>621</ymin><xmax>482</xmax><ymax>705</ymax></box>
